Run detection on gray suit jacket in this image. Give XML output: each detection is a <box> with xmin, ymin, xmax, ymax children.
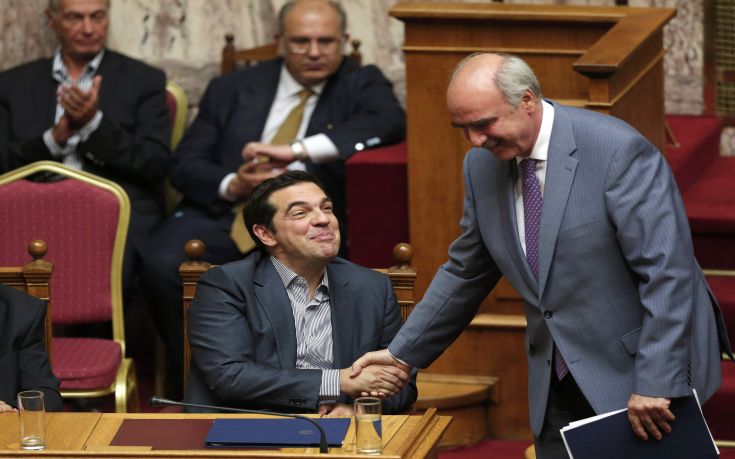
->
<box><xmin>389</xmin><ymin>101</ymin><xmax>731</xmax><ymax>434</ymax></box>
<box><xmin>185</xmin><ymin>251</ymin><xmax>417</xmax><ymax>414</ymax></box>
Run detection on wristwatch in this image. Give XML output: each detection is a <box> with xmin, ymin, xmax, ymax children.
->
<box><xmin>290</xmin><ymin>141</ymin><xmax>308</xmax><ymax>161</ymax></box>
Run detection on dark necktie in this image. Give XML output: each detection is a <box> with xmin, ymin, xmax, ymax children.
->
<box><xmin>520</xmin><ymin>158</ymin><xmax>569</xmax><ymax>380</ymax></box>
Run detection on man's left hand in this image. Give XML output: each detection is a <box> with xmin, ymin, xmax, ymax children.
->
<box><xmin>318</xmin><ymin>403</ymin><xmax>354</xmax><ymax>417</ymax></box>
<box><xmin>59</xmin><ymin>75</ymin><xmax>102</xmax><ymax>130</ymax></box>
<box><xmin>627</xmin><ymin>393</ymin><xmax>674</xmax><ymax>440</ymax></box>
<box><xmin>0</xmin><ymin>401</ymin><xmax>16</xmax><ymax>413</ymax></box>
<box><xmin>241</xmin><ymin>142</ymin><xmax>295</xmax><ymax>165</ymax></box>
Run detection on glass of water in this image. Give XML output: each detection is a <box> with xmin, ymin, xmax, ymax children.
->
<box><xmin>17</xmin><ymin>390</ymin><xmax>45</xmax><ymax>450</ymax></box>
<box><xmin>354</xmin><ymin>397</ymin><xmax>382</xmax><ymax>454</ymax></box>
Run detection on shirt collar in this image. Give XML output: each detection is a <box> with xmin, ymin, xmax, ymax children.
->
<box><xmin>270</xmin><ymin>256</ymin><xmax>330</xmax><ymax>292</ymax></box>
<box><xmin>278</xmin><ymin>63</ymin><xmax>327</xmax><ymax>98</ymax></box>
<box><xmin>516</xmin><ymin>99</ymin><xmax>554</xmax><ymax>166</ymax></box>
<box><xmin>51</xmin><ymin>47</ymin><xmax>105</xmax><ymax>83</ymax></box>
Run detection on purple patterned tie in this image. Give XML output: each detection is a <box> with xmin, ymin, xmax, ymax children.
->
<box><xmin>520</xmin><ymin>159</ymin><xmax>569</xmax><ymax>380</ymax></box>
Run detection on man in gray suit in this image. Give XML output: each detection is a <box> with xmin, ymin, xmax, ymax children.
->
<box><xmin>351</xmin><ymin>53</ymin><xmax>732</xmax><ymax>457</ymax></box>
<box><xmin>185</xmin><ymin>170</ymin><xmax>416</xmax><ymax>415</ymax></box>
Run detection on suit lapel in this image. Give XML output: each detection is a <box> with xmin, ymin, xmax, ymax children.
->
<box><xmin>326</xmin><ymin>263</ymin><xmax>355</xmax><ymax>369</ymax></box>
<box><xmin>235</xmin><ymin>60</ymin><xmax>281</xmax><ymax>144</ymax></box>
<box><xmin>96</xmin><ymin>50</ymin><xmax>122</xmax><ymax>113</ymax></box>
<box><xmin>538</xmin><ymin>104</ymin><xmax>578</xmax><ymax>297</ymax></box>
<box><xmin>253</xmin><ymin>258</ymin><xmax>298</xmax><ymax>368</ymax></box>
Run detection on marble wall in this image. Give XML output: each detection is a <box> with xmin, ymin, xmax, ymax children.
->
<box><xmin>1</xmin><ymin>0</ymin><xmax>731</xmax><ymax>154</ymax></box>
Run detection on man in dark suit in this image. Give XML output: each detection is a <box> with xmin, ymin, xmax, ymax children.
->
<box><xmin>352</xmin><ymin>53</ymin><xmax>732</xmax><ymax>457</ymax></box>
<box><xmin>142</xmin><ymin>0</ymin><xmax>405</xmax><ymax>390</ymax></box>
<box><xmin>0</xmin><ymin>0</ymin><xmax>171</xmax><ymax>290</ymax></box>
<box><xmin>185</xmin><ymin>171</ymin><xmax>415</xmax><ymax>415</ymax></box>
<box><xmin>0</xmin><ymin>285</ymin><xmax>62</xmax><ymax>412</ymax></box>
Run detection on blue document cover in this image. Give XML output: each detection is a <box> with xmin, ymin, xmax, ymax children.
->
<box><xmin>561</xmin><ymin>391</ymin><xmax>718</xmax><ymax>459</ymax></box>
<box><xmin>204</xmin><ymin>418</ymin><xmax>350</xmax><ymax>448</ymax></box>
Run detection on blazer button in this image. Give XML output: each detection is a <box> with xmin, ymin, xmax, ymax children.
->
<box><xmin>544</xmin><ymin>311</ymin><xmax>553</xmax><ymax>318</ymax></box>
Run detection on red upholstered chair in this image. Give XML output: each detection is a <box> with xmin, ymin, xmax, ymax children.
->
<box><xmin>702</xmin><ymin>269</ymin><xmax>735</xmax><ymax>449</ymax></box>
<box><xmin>0</xmin><ymin>161</ymin><xmax>139</xmax><ymax>412</ymax></box>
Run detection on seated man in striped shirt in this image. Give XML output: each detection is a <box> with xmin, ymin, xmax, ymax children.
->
<box><xmin>185</xmin><ymin>171</ymin><xmax>416</xmax><ymax>415</ymax></box>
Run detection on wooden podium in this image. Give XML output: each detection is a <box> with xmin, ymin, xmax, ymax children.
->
<box><xmin>0</xmin><ymin>411</ymin><xmax>450</xmax><ymax>458</ymax></box>
<box><xmin>390</xmin><ymin>1</ymin><xmax>675</xmax><ymax>440</ymax></box>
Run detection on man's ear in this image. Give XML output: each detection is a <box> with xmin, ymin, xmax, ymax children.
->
<box><xmin>275</xmin><ymin>34</ymin><xmax>285</xmax><ymax>56</ymax></box>
<box><xmin>521</xmin><ymin>89</ymin><xmax>538</xmax><ymax>112</ymax></box>
<box><xmin>45</xmin><ymin>9</ymin><xmax>55</xmax><ymax>29</ymax></box>
<box><xmin>252</xmin><ymin>224</ymin><xmax>277</xmax><ymax>248</ymax></box>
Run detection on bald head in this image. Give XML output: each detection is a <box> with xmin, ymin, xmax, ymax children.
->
<box><xmin>446</xmin><ymin>53</ymin><xmax>544</xmax><ymax>160</ymax></box>
<box><xmin>449</xmin><ymin>53</ymin><xmax>542</xmax><ymax>109</ymax></box>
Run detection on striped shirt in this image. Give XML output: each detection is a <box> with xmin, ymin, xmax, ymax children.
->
<box><xmin>42</xmin><ymin>48</ymin><xmax>105</xmax><ymax>170</ymax></box>
<box><xmin>270</xmin><ymin>257</ymin><xmax>340</xmax><ymax>402</ymax></box>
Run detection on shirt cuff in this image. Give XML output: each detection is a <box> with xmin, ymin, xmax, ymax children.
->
<box><xmin>319</xmin><ymin>369</ymin><xmax>340</xmax><ymax>401</ymax></box>
<box><xmin>77</xmin><ymin>110</ymin><xmax>103</xmax><ymax>141</ymax></box>
<box><xmin>218</xmin><ymin>172</ymin><xmax>238</xmax><ymax>201</ymax></box>
<box><xmin>301</xmin><ymin>133</ymin><xmax>339</xmax><ymax>164</ymax></box>
<box><xmin>43</xmin><ymin>128</ymin><xmax>74</xmax><ymax>158</ymax></box>
<box><xmin>387</xmin><ymin>349</ymin><xmax>411</xmax><ymax>368</ymax></box>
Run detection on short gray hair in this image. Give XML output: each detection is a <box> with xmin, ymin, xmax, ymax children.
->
<box><xmin>48</xmin><ymin>0</ymin><xmax>110</xmax><ymax>15</ymax></box>
<box><xmin>278</xmin><ymin>0</ymin><xmax>347</xmax><ymax>36</ymax></box>
<box><xmin>453</xmin><ymin>53</ymin><xmax>543</xmax><ymax>108</ymax></box>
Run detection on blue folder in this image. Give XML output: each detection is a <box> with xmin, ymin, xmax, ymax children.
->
<box><xmin>561</xmin><ymin>391</ymin><xmax>718</xmax><ymax>459</ymax></box>
<box><xmin>204</xmin><ymin>418</ymin><xmax>350</xmax><ymax>448</ymax></box>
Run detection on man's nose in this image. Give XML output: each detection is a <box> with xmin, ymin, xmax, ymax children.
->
<box><xmin>82</xmin><ymin>17</ymin><xmax>94</xmax><ymax>33</ymax></box>
<box><xmin>306</xmin><ymin>39</ymin><xmax>321</xmax><ymax>58</ymax></box>
<box><xmin>467</xmin><ymin>129</ymin><xmax>487</xmax><ymax>148</ymax></box>
<box><xmin>311</xmin><ymin>209</ymin><xmax>330</xmax><ymax>225</ymax></box>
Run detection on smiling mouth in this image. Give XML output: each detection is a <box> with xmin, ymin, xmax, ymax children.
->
<box><xmin>310</xmin><ymin>232</ymin><xmax>334</xmax><ymax>242</ymax></box>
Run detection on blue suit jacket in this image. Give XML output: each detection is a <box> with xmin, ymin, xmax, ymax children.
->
<box><xmin>169</xmin><ymin>57</ymin><xmax>406</xmax><ymax>238</ymax></box>
<box><xmin>389</xmin><ymin>101</ymin><xmax>732</xmax><ymax>434</ymax></box>
<box><xmin>185</xmin><ymin>251</ymin><xmax>417</xmax><ymax>414</ymax></box>
<box><xmin>0</xmin><ymin>285</ymin><xmax>62</xmax><ymax>411</ymax></box>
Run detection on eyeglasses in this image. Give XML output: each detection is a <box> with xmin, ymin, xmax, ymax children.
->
<box><xmin>286</xmin><ymin>36</ymin><xmax>343</xmax><ymax>55</ymax></box>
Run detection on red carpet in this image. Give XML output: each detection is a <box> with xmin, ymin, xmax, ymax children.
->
<box><xmin>664</xmin><ymin>115</ymin><xmax>722</xmax><ymax>193</ymax></box>
<box><xmin>439</xmin><ymin>440</ymin><xmax>532</xmax><ymax>459</ymax></box>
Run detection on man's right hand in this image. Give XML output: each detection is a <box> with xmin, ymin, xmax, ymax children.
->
<box><xmin>52</xmin><ymin>114</ymin><xmax>74</xmax><ymax>146</ymax></box>
<box><xmin>227</xmin><ymin>161</ymin><xmax>286</xmax><ymax>200</ymax></box>
<box><xmin>0</xmin><ymin>401</ymin><xmax>16</xmax><ymax>413</ymax></box>
<box><xmin>339</xmin><ymin>364</ymin><xmax>409</xmax><ymax>398</ymax></box>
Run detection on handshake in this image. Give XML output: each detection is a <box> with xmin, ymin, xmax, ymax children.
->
<box><xmin>339</xmin><ymin>349</ymin><xmax>411</xmax><ymax>399</ymax></box>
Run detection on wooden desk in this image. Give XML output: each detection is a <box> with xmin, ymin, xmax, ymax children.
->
<box><xmin>0</xmin><ymin>410</ymin><xmax>450</xmax><ymax>458</ymax></box>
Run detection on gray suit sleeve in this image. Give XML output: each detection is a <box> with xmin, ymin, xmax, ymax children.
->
<box><xmin>374</xmin><ymin>276</ymin><xmax>417</xmax><ymax>414</ymax></box>
<box><xmin>389</xmin><ymin>154</ymin><xmax>503</xmax><ymax>368</ymax></box>
<box><xmin>604</xmin><ymin>135</ymin><xmax>696</xmax><ymax>398</ymax></box>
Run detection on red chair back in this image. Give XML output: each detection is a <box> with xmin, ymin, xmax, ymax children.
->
<box><xmin>0</xmin><ymin>163</ymin><xmax>128</xmax><ymax>324</ymax></box>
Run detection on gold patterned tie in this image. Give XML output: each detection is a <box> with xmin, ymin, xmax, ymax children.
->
<box><xmin>230</xmin><ymin>88</ymin><xmax>313</xmax><ymax>253</ymax></box>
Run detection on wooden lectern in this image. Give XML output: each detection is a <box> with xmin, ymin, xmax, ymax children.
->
<box><xmin>390</xmin><ymin>1</ymin><xmax>674</xmax><ymax>439</ymax></box>
<box><xmin>0</xmin><ymin>411</ymin><xmax>450</xmax><ymax>458</ymax></box>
